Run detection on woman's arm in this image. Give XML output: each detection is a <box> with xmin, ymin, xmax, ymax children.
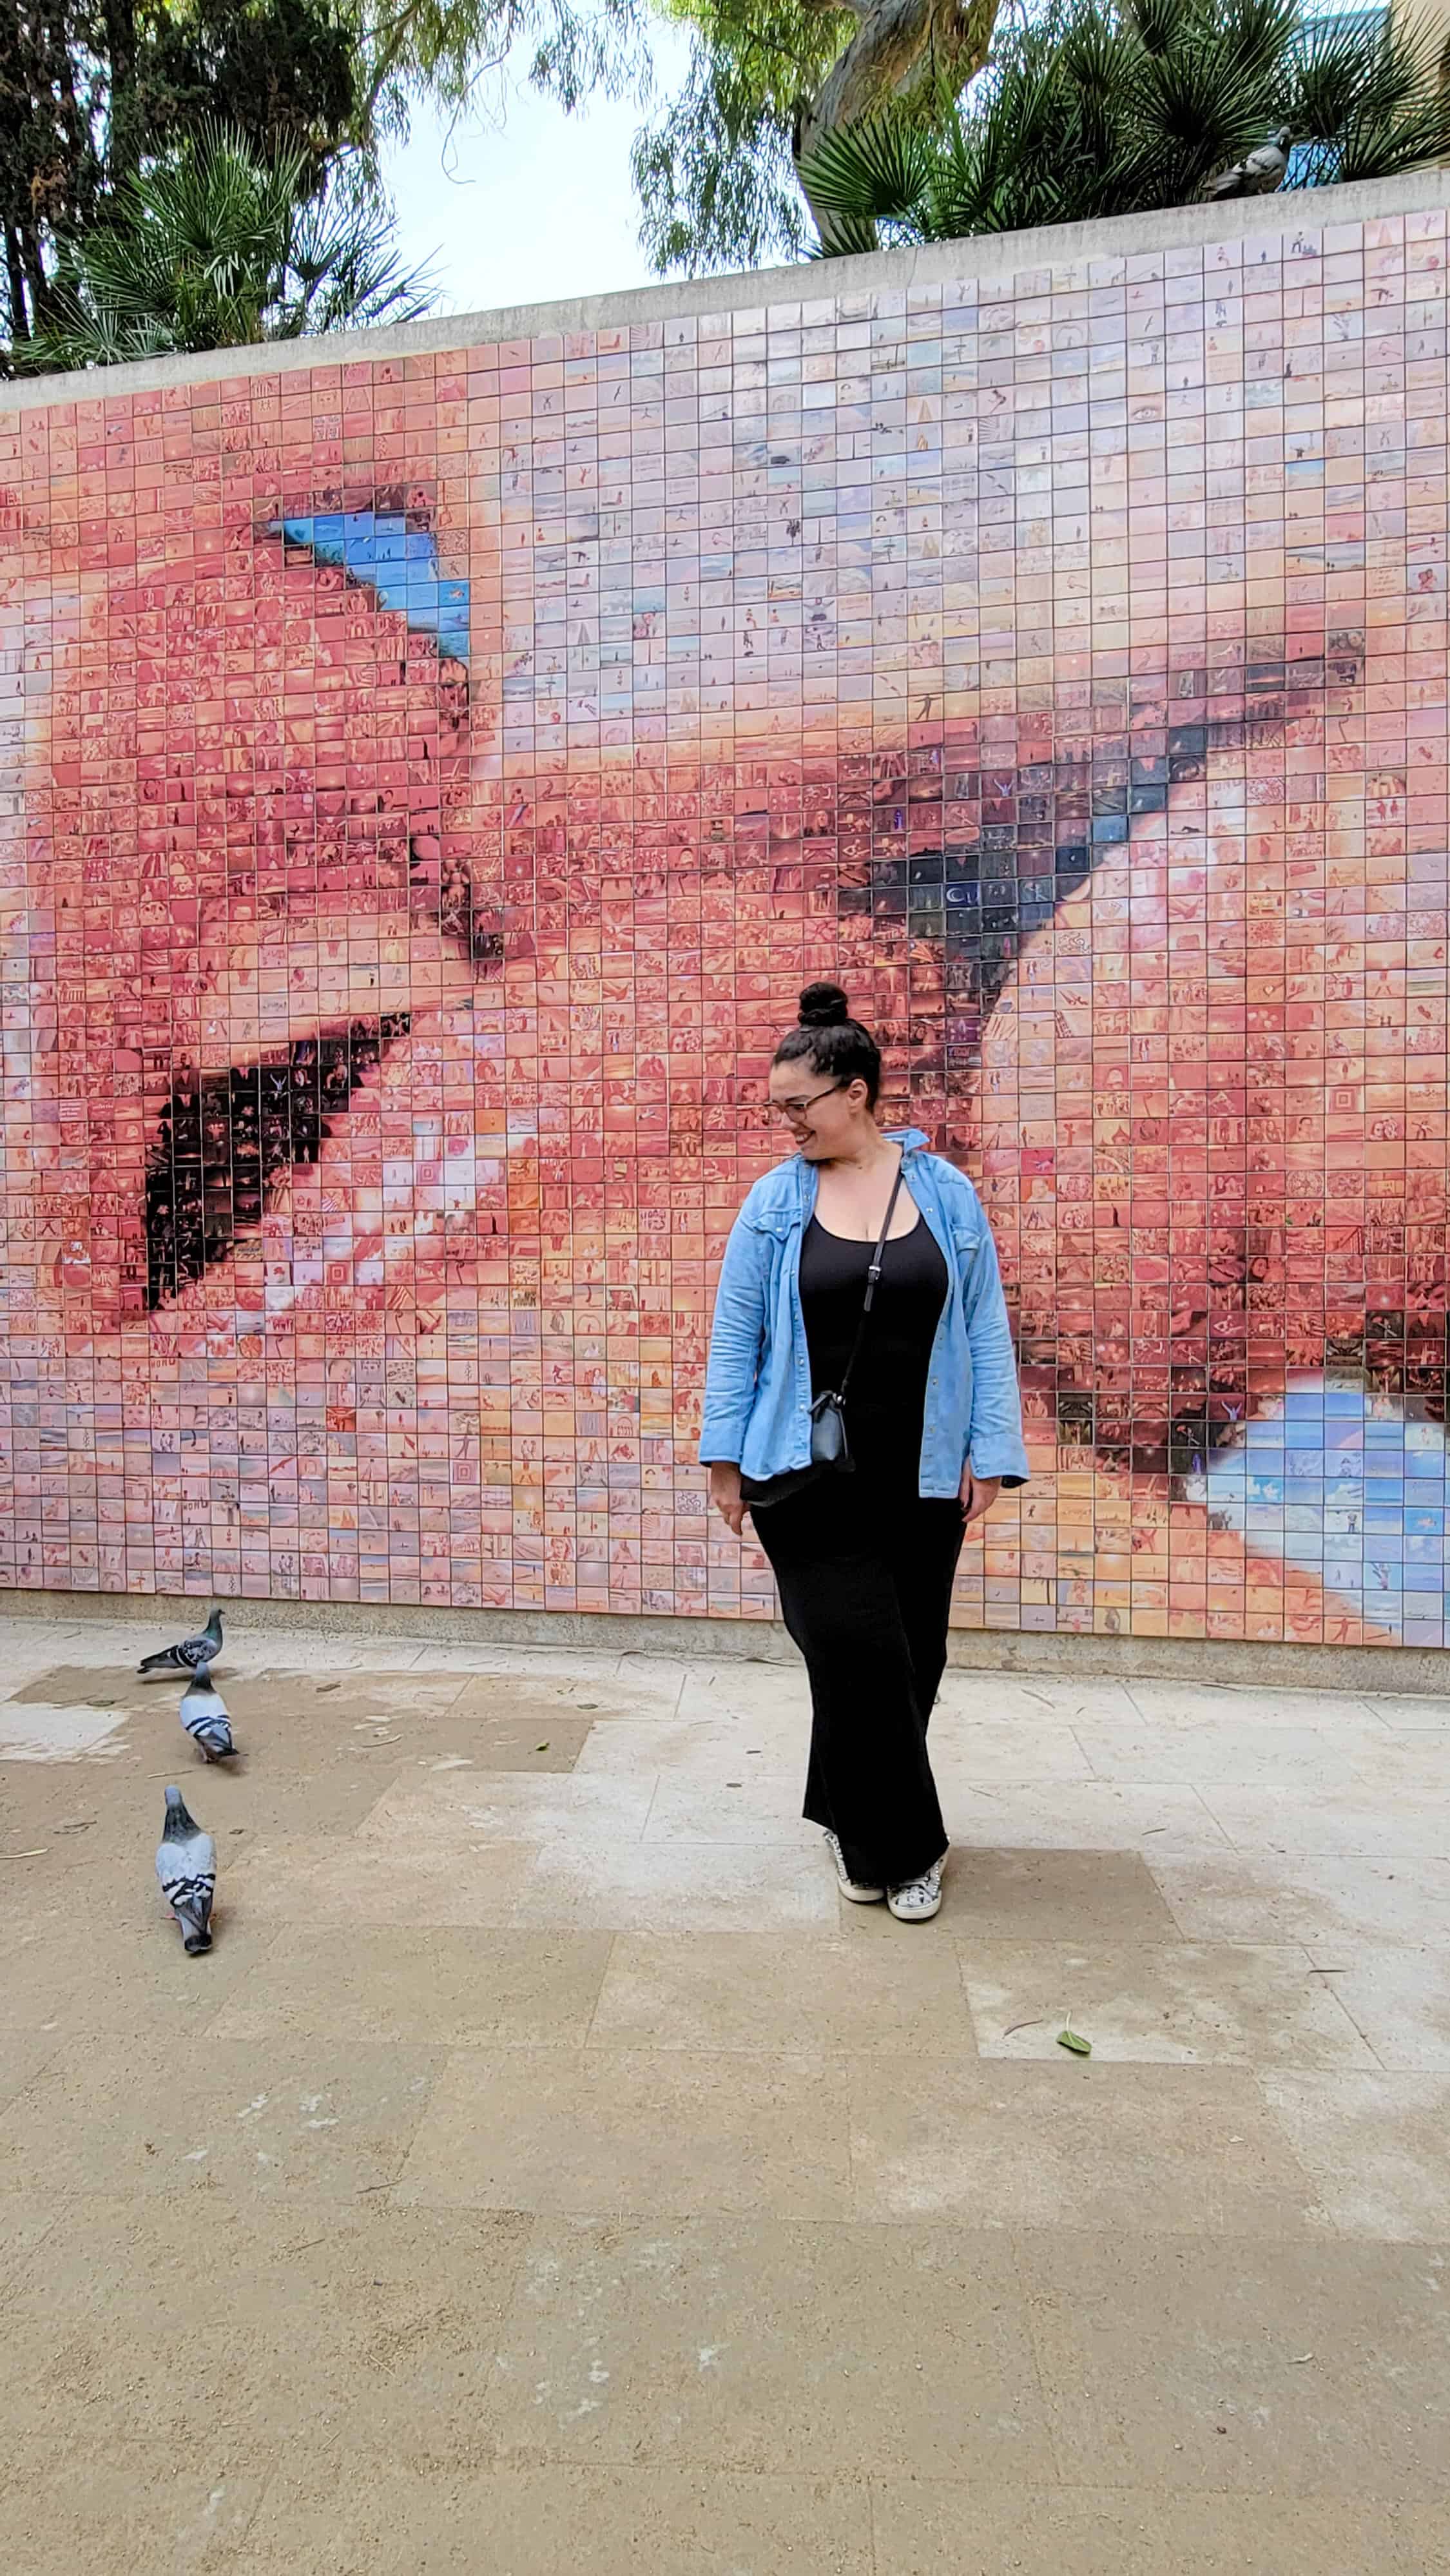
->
<box><xmin>701</xmin><ymin>1211</ymin><xmax>772</xmax><ymax>1538</ymax></box>
<box><xmin>699</xmin><ymin>1210</ymin><xmax>770</xmax><ymax>1469</ymax></box>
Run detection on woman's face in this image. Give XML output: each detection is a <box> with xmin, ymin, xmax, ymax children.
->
<box><xmin>766</xmin><ymin>1062</ymin><xmax>874</xmax><ymax>1162</ymax></box>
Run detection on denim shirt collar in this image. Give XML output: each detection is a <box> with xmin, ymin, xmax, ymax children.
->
<box><xmin>786</xmin><ymin>1126</ymin><xmax>930</xmax><ymax>1215</ymax></box>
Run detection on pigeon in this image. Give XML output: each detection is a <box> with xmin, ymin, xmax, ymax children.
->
<box><xmin>1204</xmin><ymin>128</ymin><xmax>1292</xmax><ymax>200</ymax></box>
<box><xmin>155</xmin><ymin>1785</ymin><xmax>217</xmax><ymax>1955</ymax></box>
<box><xmin>138</xmin><ymin>1605</ymin><xmax>224</xmax><ymax>1679</ymax></box>
<box><xmin>180</xmin><ymin>1668</ymin><xmax>236</xmax><ymax>1762</ymax></box>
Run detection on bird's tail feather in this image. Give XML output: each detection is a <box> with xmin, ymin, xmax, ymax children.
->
<box><xmin>169</xmin><ymin>1890</ymin><xmax>214</xmax><ymax>1951</ymax></box>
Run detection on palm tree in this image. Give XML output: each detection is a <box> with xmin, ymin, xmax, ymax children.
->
<box><xmin>23</xmin><ymin>125</ymin><xmax>435</xmax><ymax>372</ymax></box>
<box><xmin>797</xmin><ymin>0</ymin><xmax>1450</xmax><ymax>250</ymax></box>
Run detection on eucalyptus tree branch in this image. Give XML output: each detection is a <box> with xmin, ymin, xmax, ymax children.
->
<box><xmin>793</xmin><ymin>0</ymin><xmax>997</xmax><ymax>246</ymax></box>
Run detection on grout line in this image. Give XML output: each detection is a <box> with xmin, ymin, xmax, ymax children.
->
<box><xmin>196</xmin><ymin>1922</ymin><xmax>295</xmax><ymax>2043</ymax></box>
<box><xmin>1297</xmin><ymin>1950</ymin><xmax>1390</xmax><ymax>2071</ymax></box>
<box><xmin>1246</xmin><ymin>2066</ymin><xmax>1341</xmax><ymax>2233</ymax></box>
<box><xmin>0</xmin><ymin>2040</ymin><xmax>66</xmax><ymax>2126</ymax></box>
<box><xmin>1067</xmin><ymin>1723</ymin><xmax>1105</xmax><ymax>1781</ymax></box>
<box><xmin>221</xmin><ymin>2448</ymin><xmax>285</xmax><ymax>2562</ymax></box>
<box><xmin>639</xmin><ymin>1767</ymin><xmax>664</xmax><ymax>1844</ymax></box>
<box><xmin>1003</xmin><ymin>2225</ymin><xmax>1069</xmax><ymax>2487</ymax></box>
<box><xmin>580</xmin><ymin>1932</ymin><xmax>618</xmax><ymax>2049</ymax></box>
<box><xmin>0</xmin><ymin>2187</ymin><xmax>72</xmax><ymax>2314</ymax></box>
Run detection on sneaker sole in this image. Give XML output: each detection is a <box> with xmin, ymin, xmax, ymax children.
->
<box><xmin>838</xmin><ymin>1881</ymin><xmax>886</xmax><ymax>1903</ymax></box>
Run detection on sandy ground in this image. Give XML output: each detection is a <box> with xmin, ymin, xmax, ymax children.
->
<box><xmin>2</xmin><ymin>1610</ymin><xmax>1450</xmax><ymax>2571</ymax></box>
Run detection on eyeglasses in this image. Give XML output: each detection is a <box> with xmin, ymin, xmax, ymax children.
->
<box><xmin>769</xmin><ymin>1083</ymin><xmax>844</xmax><ymax>1121</ymax></box>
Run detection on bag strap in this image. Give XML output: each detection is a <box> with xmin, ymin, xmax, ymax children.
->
<box><xmin>833</xmin><ymin>1154</ymin><xmax>907</xmax><ymax>1406</ymax></box>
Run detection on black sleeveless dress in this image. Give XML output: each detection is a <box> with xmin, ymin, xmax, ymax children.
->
<box><xmin>749</xmin><ymin>1208</ymin><xmax>962</xmax><ymax>1888</ymax></box>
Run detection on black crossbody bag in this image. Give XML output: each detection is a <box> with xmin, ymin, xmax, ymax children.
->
<box><xmin>740</xmin><ymin>1160</ymin><xmax>907</xmax><ymax>1511</ymax></box>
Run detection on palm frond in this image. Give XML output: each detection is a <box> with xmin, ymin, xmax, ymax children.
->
<box><xmin>22</xmin><ymin>122</ymin><xmax>433</xmax><ymax>371</ymax></box>
<box><xmin>797</xmin><ymin>110</ymin><xmax>938</xmax><ymax>222</ymax></box>
<box><xmin>797</xmin><ymin>0</ymin><xmax>1450</xmax><ymax>257</ymax></box>
<box><xmin>1281</xmin><ymin>6</ymin><xmax>1450</xmax><ymax>163</ymax></box>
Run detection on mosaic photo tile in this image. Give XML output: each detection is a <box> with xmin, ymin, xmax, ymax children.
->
<box><xmin>1</xmin><ymin>204</ymin><xmax>1446</xmax><ymax>1645</ymax></box>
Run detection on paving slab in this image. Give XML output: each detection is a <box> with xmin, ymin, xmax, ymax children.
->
<box><xmin>899</xmin><ymin>1848</ymin><xmax>1183</xmax><ymax>1942</ymax></box>
<box><xmin>1301</xmin><ymin>1946</ymin><xmax>1450</xmax><ymax>2069</ymax></box>
<box><xmin>0</xmin><ymin>2193</ymin><xmax>62</xmax><ymax>2298</ymax></box>
<box><xmin>0</xmin><ymin>2442</ymin><xmax>273</xmax><ymax>2576</ymax></box>
<box><xmin>572</xmin><ymin>1716</ymin><xmax>807</xmax><ymax>1781</ymax></box>
<box><xmin>1018</xmin><ymin>2232</ymin><xmax>1450</xmax><ymax>2494</ymax></box>
<box><xmin>942</xmin><ymin>1782</ymin><xmax>1232</xmax><ymax>1853</ymax></box>
<box><xmin>1148</xmin><ymin>1854</ymin><xmax>1450</xmax><ymax>1949</ymax></box>
<box><xmin>0</xmin><ymin>2031</ymin><xmax>441</xmax><ymax>2200</ymax></box>
<box><xmin>0</xmin><ymin>2194</ymin><xmax>532</xmax><ymax>2454</ymax></box>
<box><xmin>1200</xmin><ymin>1787</ymin><xmax>1450</xmax><ymax>1860</ymax></box>
<box><xmin>848</xmin><ymin>2060</ymin><xmax>1322</xmax><ymax>2236</ymax></box>
<box><xmin>1071</xmin><ymin>1719</ymin><xmax>1382</xmax><ymax>1788</ymax></box>
<box><xmin>489</xmin><ymin>2216</ymin><xmax>1055</xmax><ymax>2481</ymax></box>
<box><xmin>588</xmin><ymin>1928</ymin><xmax>975</xmax><ymax>2057</ymax></box>
<box><xmin>235</xmin><ymin>2459</ymin><xmax>873</xmax><ymax>2576</ymax></box>
<box><xmin>867</xmin><ymin>2481</ymin><xmax>1450</xmax><ymax>2575</ymax></box>
<box><xmin>396</xmin><ymin>2046</ymin><xmax>854</xmax><ymax>2219</ymax></box>
<box><xmin>1259</xmin><ymin>2071</ymin><xmax>1450</xmax><ymax>2240</ymax></box>
<box><xmin>211</xmin><ymin>1926</ymin><xmax>614</xmax><ymax>2048</ymax></box>
<box><xmin>960</xmin><ymin>1939</ymin><xmax>1376</xmax><ymax>2067</ymax></box>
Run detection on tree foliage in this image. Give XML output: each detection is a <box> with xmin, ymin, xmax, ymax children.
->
<box><xmin>632</xmin><ymin>0</ymin><xmax>859</xmax><ymax>269</ymax></box>
<box><xmin>21</xmin><ymin>121</ymin><xmax>432</xmax><ymax>367</ymax></box>
<box><xmin>355</xmin><ymin>0</ymin><xmax>653</xmax><ymax>133</ymax></box>
<box><xmin>0</xmin><ymin>0</ymin><xmax>364</xmax><ymax>347</ymax></box>
<box><xmin>133</xmin><ymin>0</ymin><xmax>361</xmax><ymax>188</ymax></box>
<box><xmin>633</xmin><ymin>0</ymin><xmax>1002</xmax><ymax>271</ymax></box>
<box><xmin>797</xmin><ymin>0</ymin><xmax>1450</xmax><ymax>248</ymax></box>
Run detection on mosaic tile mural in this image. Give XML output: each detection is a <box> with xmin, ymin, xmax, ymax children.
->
<box><xmin>2</xmin><ymin>200</ymin><xmax>1447</xmax><ymax>1645</ymax></box>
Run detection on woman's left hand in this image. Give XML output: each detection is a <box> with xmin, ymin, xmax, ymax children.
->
<box><xmin>960</xmin><ymin>1469</ymin><xmax>1001</xmax><ymax>1531</ymax></box>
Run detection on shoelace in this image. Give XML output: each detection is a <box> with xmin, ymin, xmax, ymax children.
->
<box><xmin>891</xmin><ymin>1866</ymin><xmax>942</xmax><ymax>1906</ymax></box>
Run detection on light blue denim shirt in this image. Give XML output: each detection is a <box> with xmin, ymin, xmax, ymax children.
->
<box><xmin>699</xmin><ymin>1129</ymin><xmax>1030</xmax><ymax>1495</ymax></box>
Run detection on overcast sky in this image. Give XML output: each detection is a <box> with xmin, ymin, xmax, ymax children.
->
<box><xmin>377</xmin><ymin>26</ymin><xmax>696</xmax><ymax>324</ymax></box>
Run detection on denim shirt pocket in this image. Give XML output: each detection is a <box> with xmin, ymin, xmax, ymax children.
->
<box><xmin>742</xmin><ymin>1202</ymin><xmax>797</xmax><ymax>1299</ymax></box>
<box><xmin>742</xmin><ymin>1205</ymin><xmax>795</xmax><ymax>1243</ymax></box>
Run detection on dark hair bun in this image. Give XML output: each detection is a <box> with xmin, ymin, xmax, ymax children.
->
<box><xmin>797</xmin><ymin>982</ymin><xmax>851</xmax><ymax>1029</ymax></box>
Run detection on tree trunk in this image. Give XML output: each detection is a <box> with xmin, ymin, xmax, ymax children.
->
<box><xmin>20</xmin><ymin>219</ymin><xmax>55</xmax><ymax>326</ymax></box>
<box><xmin>103</xmin><ymin>0</ymin><xmax>139</xmax><ymax>180</ymax></box>
<box><xmin>5</xmin><ymin>226</ymin><xmax>30</xmax><ymax>340</ymax></box>
<box><xmin>794</xmin><ymin>0</ymin><xmax>998</xmax><ymax>249</ymax></box>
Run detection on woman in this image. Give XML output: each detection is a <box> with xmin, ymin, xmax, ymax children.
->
<box><xmin>701</xmin><ymin>984</ymin><xmax>1029</xmax><ymax>1921</ymax></box>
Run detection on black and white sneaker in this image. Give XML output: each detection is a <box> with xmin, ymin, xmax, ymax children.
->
<box><xmin>825</xmin><ymin>1830</ymin><xmax>885</xmax><ymax>1903</ymax></box>
<box><xmin>887</xmin><ymin>1857</ymin><xmax>945</xmax><ymax>1921</ymax></box>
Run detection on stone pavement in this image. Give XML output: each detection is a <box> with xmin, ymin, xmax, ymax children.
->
<box><xmin>2</xmin><ymin>1611</ymin><xmax>1449</xmax><ymax>2573</ymax></box>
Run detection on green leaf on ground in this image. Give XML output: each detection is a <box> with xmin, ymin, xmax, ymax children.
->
<box><xmin>1057</xmin><ymin>2028</ymin><xmax>1092</xmax><ymax>2057</ymax></box>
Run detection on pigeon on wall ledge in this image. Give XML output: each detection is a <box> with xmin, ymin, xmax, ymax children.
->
<box><xmin>1204</xmin><ymin>128</ymin><xmax>1293</xmax><ymax>198</ymax></box>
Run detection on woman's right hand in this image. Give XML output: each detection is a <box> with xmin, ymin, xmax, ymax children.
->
<box><xmin>710</xmin><ymin>1462</ymin><xmax>747</xmax><ymax>1536</ymax></box>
